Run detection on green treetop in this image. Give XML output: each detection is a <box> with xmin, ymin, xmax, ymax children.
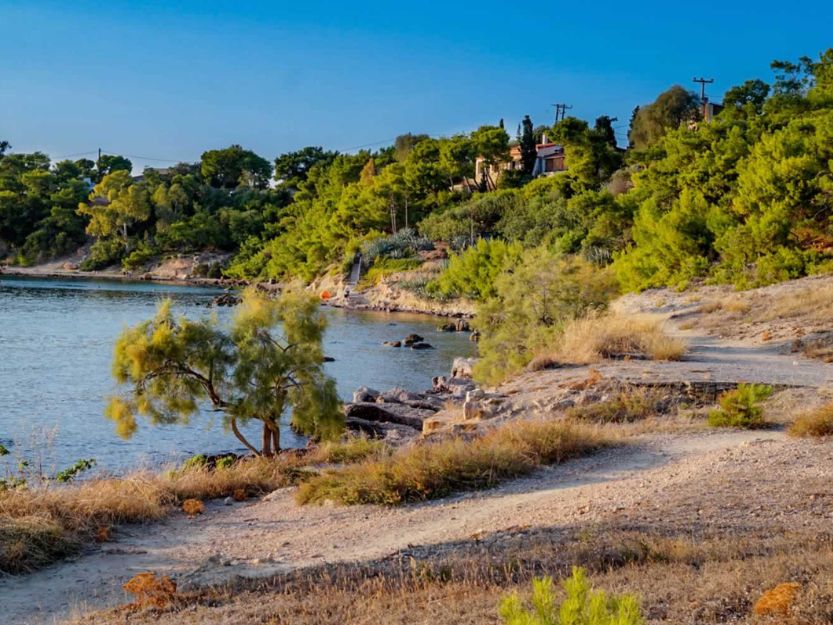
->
<box><xmin>106</xmin><ymin>288</ymin><xmax>343</xmax><ymax>456</ymax></box>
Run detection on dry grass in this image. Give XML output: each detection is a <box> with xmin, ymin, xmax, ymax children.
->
<box><xmin>68</xmin><ymin>528</ymin><xmax>833</xmax><ymax>625</ymax></box>
<box><xmin>296</xmin><ymin>420</ymin><xmax>612</xmax><ymax>506</ymax></box>
<box><xmin>556</xmin><ymin>313</ymin><xmax>687</xmax><ymax>364</ymax></box>
<box><xmin>566</xmin><ymin>387</ymin><xmax>671</xmax><ymax>424</ymax></box>
<box><xmin>789</xmin><ymin>403</ymin><xmax>833</xmax><ymax>438</ymax></box>
<box><xmin>698</xmin><ymin>297</ymin><xmax>752</xmax><ymax>315</ymax></box>
<box><xmin>754</xmin><ymin>284</ymin><xmax>833</xmax><ymax>322</ymax></box>
<box><xmin>0</xmin><ymin>438</ymin><xmax>384</xmax><ymax>575</ymax></box>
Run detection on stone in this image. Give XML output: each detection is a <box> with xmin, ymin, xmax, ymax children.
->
<box><xmin>344</xmin><ymin>402</ymin><xmax>435</xmax><ymax>429</ymax></box>
<box><xmin>451</xmin><ymin>357</ymin><xmax>477</xmax><ymax>379</ymax></box>
<box><xmin>382</xmin><ymin>340</ymin><xmax>402</xmax><ymax>348</ymax></box>
<box><xmin>410</xmin><ymin>342</ymin><xmax>434</xmax><ymax>350</ymax></box>
<box><xmin>353</xmin><ymin>385</ymin><xmax>381</xmax><ymax>403</ymax></box>
<box><xmin>403</xmin><ymin>334</ymin><xmax>424</xmax><ymax>346</ymax></box>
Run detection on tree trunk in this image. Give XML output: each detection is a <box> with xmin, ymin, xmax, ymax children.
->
<box><xmin>230</xmin><ymin>417</ymin><xmax>260</xmax><ymax>456</ymax></box>
<box><xmin>261</xmin><ymin>422</ymin><xmax>273</xmax><ymax>457</ymax></box>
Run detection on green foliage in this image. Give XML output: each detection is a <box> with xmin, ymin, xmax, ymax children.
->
<box><xmin>429</xmin><ymin>238</ymin><xmax>523</xmax><ymax>300</ymax></box>
<box><xmin>474</xmin><ymin>248</ymin><xmax>617</xmax><ymax>384</ymax></box>
<box><xmin>708</xmin><ymin>384</ymin><xmax>774</xmax><ymax>428</ymax></box>
<box><xmin>106</xmin><ymin>288</ymin><xmax>343</xmax><ymax>455</ymax></box>
<box><xmin>361</xmin><ymin>228</ymin><xmax>433</xmax><ymax>265</ymax></box>
<box><xmin>628</xmin><ymin>85</ymin><xmax>700</xmax><ymax>150</ymax></box>
<box><xmin>499</xmin><ymin>567</ymin><xmax>645</xmax><ymax>625</ymax></box>
<box><xmin>200</xmin><ymin>144</ymin><xmax>272</xmax><ymax>189</ymax></box>
<box><xmin>55</xmin><ymin>459</ymin><xmax>96</xmax><ymax>483</ymax></box>
<box><xmin>0</xmin><ymin>443</ymin><xmax>9</xmax><ymax>456</ymax></box>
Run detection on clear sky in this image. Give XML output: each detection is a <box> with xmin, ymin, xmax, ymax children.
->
<box><xmin>1</xmin><ymin>0</ymin><xmax>831</xmax><ymax>171</ymax></box>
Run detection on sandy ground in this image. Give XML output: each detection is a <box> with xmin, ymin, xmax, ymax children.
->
<box><xmin>4</xmin><ymin>284</ymin><xmax>833</xmax><ymax>624</ymax></box>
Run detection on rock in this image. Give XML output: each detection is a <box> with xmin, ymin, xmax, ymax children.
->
<box><xmin>383</xmin><ymin>340</ymin><xmax>402</xmax><ymax>348</ymax></box>
<box><xmin>469</xmin><ymin>330</ymin><xmax>480</xmax><ymax>342</ymax></box>
<box><xmin>403</xmin><ymin>334</ymin><xmax>424</xmax><ymax>347</ymax></box>
<box><xmin>223</xmin><ymin>497</ymin><xmax>234</xmax><ymax>506</ymax></box>
<box><xmin>432</xmin><ymin>375</ymin><xmax>476</xmax><ymax>396</ymax></box>
<box><xmin>323</xmin><ymin>356</ymin><xmax>336</xmax><ymax>362</ymax></box>
<box><xmin>439</xmin><ymin>322</ymin><xmax>457</xmax><ymax>332</ymax></box>
<box><xmin>451</xmin><ymin>357</ymin><xmax>477</xmax><ymax>379</ymax></box>
<box><xmin>212</xmin><ymin>292</ymin><xmax>241</xmax><ymax>307</ymax></box>
<box><xmin>410</xmin><ymin>342</ymin><xmax>434</xmax><ymax>350</ymax></box>
<box><xmin>353</xmin><ymin>385</ymin><xmax>380</xmax><ymax>403</ymax></box>
<box><xmin>344</xmin><ymin>402</ymin><xmax>435</xmax><ymax>429</ymax></box>
<box><xmin>438</xmin><ymin>319</ymin><xmax>471</xmax><ymax>332</ymax></box>
<box><xmin>377</xmin><ymin>387</ymin><xmax>421</xmax><ymax>404</ymax></box>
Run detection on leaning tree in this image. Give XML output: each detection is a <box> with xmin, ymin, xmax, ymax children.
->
<box><xmin>106</xmin><ymin>288</ymin><xmax>342</xmax><ymax>456</ymax></box>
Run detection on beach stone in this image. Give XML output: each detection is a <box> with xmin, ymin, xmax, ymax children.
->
<box><xmin>410</xmin><ymin>342</ymin><xmax>434</xmax><ymax>350</ymax></box>
<box><xmin>403</xmin><ymin>334</ymin><xmax>424</xmax><ymax>346</ymax></box>
<box><xmin>383</xmin><ymin>340</ymin><xmax>402</xmax><ymax>347</ymax></box>
<box><xmin>353</xmin><ymin>385</ymin><xmax>380</xmax><ymax>403</ymax></box>
<box><xmin>452</xmin><ymin>357</ymin><xmax>477</xmax><ymax>379</ymax></box>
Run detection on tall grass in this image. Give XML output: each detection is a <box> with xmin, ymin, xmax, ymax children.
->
<box><xmin>556</xmin><ymin>313</ymin><xmax>687</xmax><ymax>364</ymax></box>
<box><xmin>296</xmin><ymin>420</ymin><xmax>612</xmax><ymax>506</ymax></box>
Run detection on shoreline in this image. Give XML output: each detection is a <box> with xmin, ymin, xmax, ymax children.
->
<box><xmin>1</xmin><ymin>264</ymin><xmax>475</xmax><ymax>318</ymax></box>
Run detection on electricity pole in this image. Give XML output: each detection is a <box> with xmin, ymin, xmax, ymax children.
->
<box><xmin>692</xmin><ymin>77</ymin><xmax>714</xmax><ymax>119</ymax></box>
<box><xmin>552</xmin><ymin>103</ymin><xmax>573</xmax><ymax>123</ymax></box>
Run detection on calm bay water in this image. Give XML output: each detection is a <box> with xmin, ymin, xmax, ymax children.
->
<box><xmin>0</xmin><ymin>276</ymin><xmax>473</xmax><ymax>473</ymax></box>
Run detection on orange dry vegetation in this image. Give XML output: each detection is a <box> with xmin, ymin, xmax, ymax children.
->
<box><xmin>753</xmin><ymin>582</ymin><xmax>801</xmax><ymax>616</ymax></box>
<box><xmin>123</xmin><ymin>572</ymin><xmax>178</xmax><ymax>608</ymax></box>
<box><xmin>181</xmin><ymin>499</ymin><xmax>205</xmax><ymax>516</ymax></box>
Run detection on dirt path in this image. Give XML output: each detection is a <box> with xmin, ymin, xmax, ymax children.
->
<box><xmin>2</xmin><ymin>429</ymin><xmax>791</xmax><ymax>625</ymax></box>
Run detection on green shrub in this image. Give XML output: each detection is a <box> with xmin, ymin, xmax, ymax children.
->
<box><xmin>707</xmin><ymin>384</ymin><xmax>773</xmax><ymax>428</ymax></box>
<box><xmin>428</xmin><ymin>238</ymin><xmax>523</xmax><ymax>300</ymax></box>
<box><xmin>499</xmin><ymin>567</ymin><xmax>645</xmax><ymax>625</ymax></box>
<box><xmin>473</xmin><ymin>249</ymin><xmax>617</xmax><ymax>385</ymax></box>
<box><xmin>122</xmin><ymin>241</ymin><xmax>158</xmax><ymax>270</ymax></box>
<box><xmin>80</xmin><ymin>238</ymin><xmax>124</xmax><ymax>271</ymax></box>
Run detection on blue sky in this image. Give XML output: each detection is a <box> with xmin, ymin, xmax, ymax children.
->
<box><xmin>1</xmin><ymin>1</ymin><xmax>831</xmax><ymax>171</ymax></box>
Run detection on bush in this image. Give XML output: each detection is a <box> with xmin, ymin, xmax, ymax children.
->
<box><xmin>80</xmin><ymin>237</ymin><xmax>124</xmax><ymax>271</ymax></box>
<box><xmin>789</xmin><ymin>403</ymin><xmax>833</xmax><ymax>437</ymax></box>
<box><xmin>473</xmin><ymin>249</ymin><xmax>617</xmax><ymax>385</ymax></box>
<box><xmin>499</xmin><ymin>567</ymin><xmax>645</xmax><ymax>625</ymax></box>
<box><xmin>428</xmin><ymin>238</ymin><xmax>523</xmax><ymax>301</ymax></box>
<box><xmin>296</xmin><ymin>420</ymin><xmax>610</xmax><ymax>506</ymax></box>
<box><xmin>361</xmin><ymin>228</ymin><xmax>433</xmax><ymax>266</ymax></box>
<box><xmin>707</xmin><ymin>384</ymin><xmax>773</xmax><ymax>428</ymax></box>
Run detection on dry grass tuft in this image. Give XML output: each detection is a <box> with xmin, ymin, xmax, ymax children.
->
<box><xmin>123</xmin><ymin>572</ymin><xmax>179</xmax><ymax>608</ymax></box>
<box><xmin>753</xmin><ymin>582</ymin><xmax>801</xmax><ymax>616</ymax></box>
<box><xmin>789</xmin><ymin>403</ymin><xmax>833</xmax><ymax>438</ymax></box>
<box><xmin>566</xmin><ymin>387</ymin><xmax>670</xmax><ymax>424</ymax></box>
<box><xmin>181</xmin><ymin>499</ymin><xmax>205</xmax><ymax>516</ymax></box>
<box><xmin>557</xmin><ymin>313</ymin><xmax>687</xmax><ymax>364</ymax></box>
<box><xmin>296</xmin><ymin>420</ymin><xmax>612</xmax><ymax>506</ymax></box>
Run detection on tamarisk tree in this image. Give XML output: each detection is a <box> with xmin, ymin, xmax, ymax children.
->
<box><xmin>106</xmin><ymin>288</ymin><xmax>342</xmax><ymax>456</ymax></box>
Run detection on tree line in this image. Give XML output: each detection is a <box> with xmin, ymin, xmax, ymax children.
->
<box><xmin>2</xmin><ymin>48</ymin><xmax>832</xmax><ymax>294</ymax></box>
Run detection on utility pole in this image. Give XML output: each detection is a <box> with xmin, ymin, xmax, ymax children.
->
<box><xmin>552</xmin><ymin>103</ymin><xmax>573</xmax><ymax>123</ymax></box>
<box><xmin>692</xmin><ymin>77</ymin><xmax>714</xmax><ymax>119</ymax></box>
